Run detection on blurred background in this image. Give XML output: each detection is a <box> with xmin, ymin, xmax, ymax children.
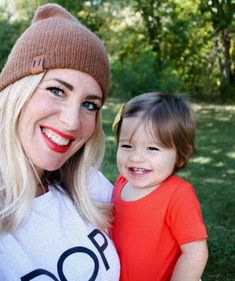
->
<box><xmin>0</xmin><ymin>1</ymin><xmax>234</xmax><ymax>280</ymax></box>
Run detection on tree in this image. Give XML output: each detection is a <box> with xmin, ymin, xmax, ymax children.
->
<box><xmin>200</xmin><ymin>0</ymin><xmax>235</xmax><ymax>101</ymax></box>
<box><xmin>0</xmin><ymin>5</ymin><xmax>28</xmax><ymax>70</ymax></box>
<box><xmin>131</xmin><ymin>0</ymin><xmax>171</xmax><ymax>66</ymax></box>
<box><xmin>128</xmin><ymin>0</ymin><xmax>218</xmax><ymax>96</ymax></box>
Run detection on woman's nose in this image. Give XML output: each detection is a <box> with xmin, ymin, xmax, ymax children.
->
<box><xmin>59</xmin><ymin>105</ymin><xmax>80</xmax><ymax>131</ymax></box>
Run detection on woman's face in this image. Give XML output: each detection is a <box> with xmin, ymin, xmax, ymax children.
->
<box><xmin>18</xmin><ymin>69</ymin><xmax>102</xmax><ymax>178</ymax></box>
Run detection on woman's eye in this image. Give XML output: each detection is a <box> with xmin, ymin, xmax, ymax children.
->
<box><xmin>121</xmin><ymin>144</ymin><xmax>132</xmax><ymax>149</ymax></box>
<box><xmin>82</xmin><ymin>101</ymin><xmax>100</xmax><ymax>111</ymax></box>
<box><xmin>147</xmin><ymin>146</ymin><xmax>159</xmax><ymax>151</ymax></box>
<box><xmin>47</xmin><ymin>87</ymin><xmax>64</xmax><ymax>97</ymax></box>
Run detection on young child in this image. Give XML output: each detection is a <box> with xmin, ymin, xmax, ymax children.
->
<box><xmin>111</xmin><ymin>92</ymin><xmax>208</xmax><ymax>281</ymax></box>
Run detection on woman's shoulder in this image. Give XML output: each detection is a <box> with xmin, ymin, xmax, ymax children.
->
<box><xmin>87</xmin><ymin>168</ymin><xmax>114</xmax><ymax>203</ymax></box>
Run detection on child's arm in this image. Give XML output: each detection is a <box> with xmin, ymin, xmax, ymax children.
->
<box><xmin>170</xmin><ymin>239</ymin><xmax>208</xmax><ymax>281</ymax></box>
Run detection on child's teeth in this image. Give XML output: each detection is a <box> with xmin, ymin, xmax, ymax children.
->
<box><xmin>133</xmin><ymin>168</ymin><xmax>144</xmax><ymax>173</ymax></box>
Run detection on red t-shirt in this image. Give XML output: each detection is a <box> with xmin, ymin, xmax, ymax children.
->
<box><xmin>111</xmin><ymin>175</ymin><xmax>207</xmax><ymax>281</ymax></box>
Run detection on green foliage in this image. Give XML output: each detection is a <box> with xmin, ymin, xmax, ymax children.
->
<box><xmin>110</xmin><ymin>51</ymin><xmax>183</xmax><ymax>100</ymax></box>
<box><xmin>199</xmin><ymin>0</ymin><xmax>235</xmax><ymax>100</ymax></box>
<box><xmin>1</xmin><ymin>0</ymin><xmax>235</xmax><ymax>101</ymax></box>
<box><xmin>200</xmin><ymin>0</ymin><xmax>235</xmax><ymax>32</ymax></box>
<box><xmin>13</xmin><ymin>0</ymin><xmax>84</xmax><ymax>18</ymax></box>
<box><xmin>107</xmin><ymin>0</ymin><xmax>235</xmax><ymax>101</ymax></box>
<box><xmin>0</xmin><ymin>9</ymin><xmax>28</xmax><ymax>69</ymax></box>
<box><xmin>102</xmin><ymin>100</ymin><xmax>235</xmax><ymax>281</ymax></box>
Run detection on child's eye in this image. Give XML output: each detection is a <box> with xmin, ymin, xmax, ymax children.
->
<box><xmin>147</xmin><ymin>146</ymin><xmax>159</xmax><ymax>151</ymax></box>
<box><xmin>82</xmin><ymin>101</ymin><xmax>100</xmax><ymax>111</ymax></box>
<box><xmin>47</xmin><ymin>87</ymin><xmax>64</xmax><ymax>97</ymax></box>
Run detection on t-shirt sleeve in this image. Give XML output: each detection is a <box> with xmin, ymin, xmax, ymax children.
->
<box><xmin>166</xmin><ymin>182</ymin><xmax>208</xmax><ymax>245</ymax></box>
<box><xmin>112</xmin><ymin>175</ymin><xmax>125</xmax><ymax>202</ymax></box>
<box><xmin>87</xmin><ymin>168</ymin><xmax>114</xmax><ymax>203</ymax></box>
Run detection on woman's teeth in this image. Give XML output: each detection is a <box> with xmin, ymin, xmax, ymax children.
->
<box><xmin>42</xmin><ymin>128</ymin><xmax>70</xmax><ymax>146</ymax></box>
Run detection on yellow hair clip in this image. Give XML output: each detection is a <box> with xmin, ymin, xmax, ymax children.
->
<box><xmin>112</xmin><ymin>103</ymin><xmax>125</xmax><ymax>134</ymax></box>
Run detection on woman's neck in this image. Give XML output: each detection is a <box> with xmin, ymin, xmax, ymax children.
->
<box><xmin>36</xmin><ymin>182</ymin><xmax>48</xmax><ymax>197</ymax></box>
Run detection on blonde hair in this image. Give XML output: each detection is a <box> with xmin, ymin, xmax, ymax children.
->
<box><xmin>0</xmin><ymin>73</ymin><xmax>112</xmax><ymax>234</ymax></box>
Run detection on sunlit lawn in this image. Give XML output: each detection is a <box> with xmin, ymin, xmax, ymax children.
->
<box><xmin>102</xmin><ymin>98</ymin><xmax>235</xmax><ymax>281</ymax></box>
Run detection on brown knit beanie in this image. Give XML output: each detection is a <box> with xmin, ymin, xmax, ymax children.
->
<box><xmin>0</xmin><ymin>3</ymin><xmax>109</xmax><ymax>99</ymax></box>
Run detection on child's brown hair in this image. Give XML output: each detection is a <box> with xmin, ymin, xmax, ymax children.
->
<box><xmin>115</xmin><ymin>92</ymin><xmax>196</xmax><ymax>171</ymax></box>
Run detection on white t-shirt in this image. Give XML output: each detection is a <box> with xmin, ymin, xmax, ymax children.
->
<box><xmin>0</xmin><ymin>170</ymin><xmax>120</xmax><ymax>281</ymax></box>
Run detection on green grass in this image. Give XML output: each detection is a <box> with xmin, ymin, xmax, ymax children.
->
<box><xmin>101</xmin><ymin>98</ymin><xmax>235</xmax><ymax>281</ymax></box>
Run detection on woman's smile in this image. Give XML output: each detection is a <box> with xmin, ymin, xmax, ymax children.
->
<box><xmin>41</xmin><ymin>126</ymin><xmax>75</xmax><ymax>153</ymax></box>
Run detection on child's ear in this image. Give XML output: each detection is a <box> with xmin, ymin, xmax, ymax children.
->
<box><xmin>176</xmin><ymin>145</ymin><xmax>193</xmax><ymax>168</ymax></box>
<box><xmin>176</xmin><ymin>158</ymin><xmax>185</xmax><ymax>169</ymax></box>
<box><xmin>186</xmin><ymin>145</ymin><xmax>193</xmax><ymax>159</ymax></box>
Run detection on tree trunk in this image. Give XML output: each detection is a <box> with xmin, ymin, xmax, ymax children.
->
<box><xmin>219</xmin><ymin>28</ymin><xmax>235</xmax><ymax>101</ymax></box>
<box><xmin>222</xmin><ymin>28</ymin><xmax>233</xmax><ymax>83</ymax></box>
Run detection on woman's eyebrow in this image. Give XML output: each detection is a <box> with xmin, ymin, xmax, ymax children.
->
<box><xmin>86</xmin><ymin>94</ymin><xmax>103</xmax><ymax>102</ymax></box>
<box><xmin>52</xmin><ymin>79</ymin><xmax>102</xmax><ymax>101</ymax></box>
<box><xmin>54</xmin><ymin>78</ymin><xmax>73</xmax><ymax>91</ymax></box>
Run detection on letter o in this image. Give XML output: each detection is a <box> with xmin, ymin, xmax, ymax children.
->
<box><xmin>57</xmin><ymin>246</ymin><xmax>99</xmax><ymax>281</ymax></box>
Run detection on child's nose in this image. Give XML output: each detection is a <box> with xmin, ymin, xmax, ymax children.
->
<box><xmin>129</xmin><ymin>149</ymin><xmax>144</xmax><ymax>162</ymax></box>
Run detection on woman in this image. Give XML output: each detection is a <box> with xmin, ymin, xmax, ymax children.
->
<box><xmin>0</xmin><ymin>3</ymin><xmax>120</xmax><ymax>280</ymax></box>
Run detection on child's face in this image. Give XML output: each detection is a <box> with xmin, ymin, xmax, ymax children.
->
<box><xmin>117</xmin><ymin>117</ymin><xmax>177</xmax><ymax>190</ymax></box>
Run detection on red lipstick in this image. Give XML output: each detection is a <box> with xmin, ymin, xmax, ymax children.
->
<box><xmin>41</xmin><ymin>126</ymin><xmax>75</xmax><ymax>154</ymax></box>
